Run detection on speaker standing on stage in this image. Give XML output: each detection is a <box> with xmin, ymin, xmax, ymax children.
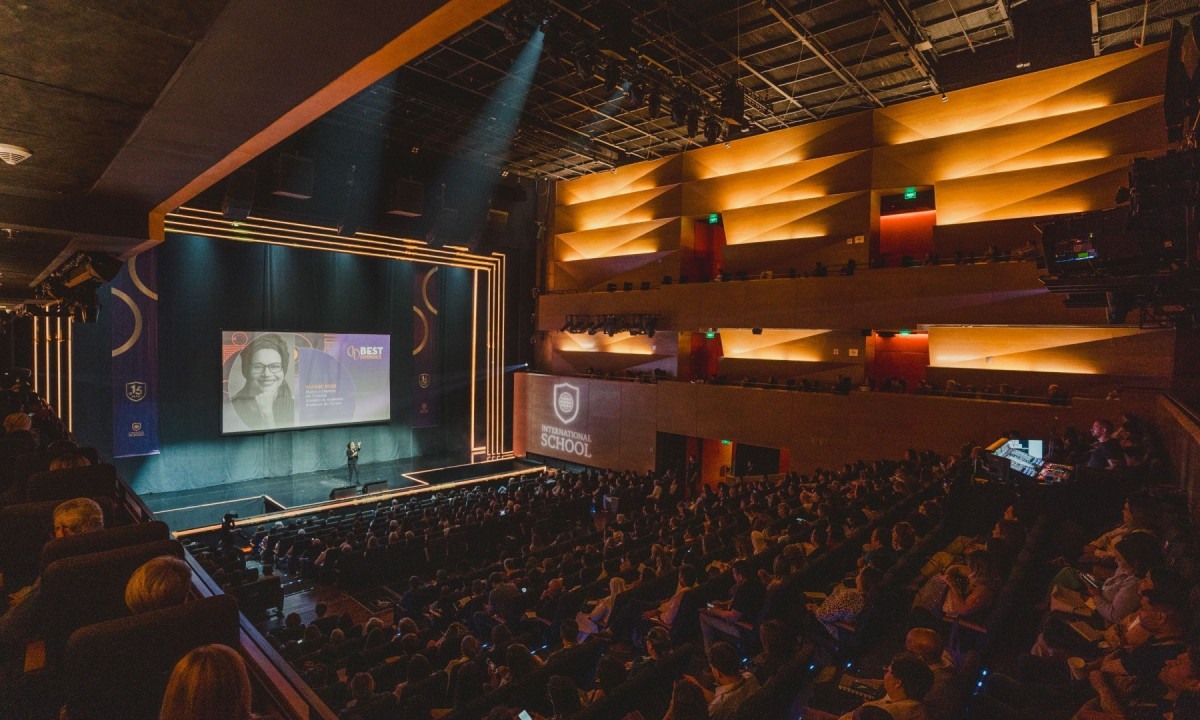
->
<box><xmin>347</xmin><ymin>441</ymin><xmax>361</xmax><ymax>484</ymax></box>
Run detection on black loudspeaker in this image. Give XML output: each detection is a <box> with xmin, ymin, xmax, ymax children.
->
<box><xmin>361</xmin><ymin>480</ymin><xmax>388</xmax><ymax>495</ymax></box>
<box><xmin>329</xmin><ymin>485</ymin><xmax>359</xmax><ymax>500</ymax></box>
<box><xmin>386</xmin><ymin>179</ymin><xmax>425</xmax><ymax>217</ymax></box>
<box><xmin>272</xmin><ymin>154</ymin><xmax>314</xmax><ymax>199</ymax></box>
<box><xmin>426</xmin><ymin>208</ymin><xmax>460</xmax><ymax>248</ymax></box>
<box><xmin>221</xmin><ymin>169</ymin><xmax>256</xmax><ymax>220</ymax></box>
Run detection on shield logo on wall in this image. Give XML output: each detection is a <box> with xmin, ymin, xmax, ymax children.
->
<box><xmin>131</xmin><ymin>422</ymin><xmax>142</xmax><ymax>432</ymax></box>
<box><xmin>552</xmin><ymin>382</ymin><xmax>581</xmax><ymax>425</ymax></box>
<box><xmin>418</xmin><ymin>373</ymin><xmax>432</xmax><ymax>389</ymax></box>
<box><xmin>125</xmin><ymin>381</ymin><xmax>147</xmax><ymax>403</ymax></box>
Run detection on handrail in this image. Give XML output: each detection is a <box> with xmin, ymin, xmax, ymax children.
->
<box><xmin>537</xmin><ymin>257</ymin><xmax>1039</xmax><ymax>295</ymax></box>
<box><xmin>116</xmin><ymin>475</ymin><xmax>339</xmax><ymax>720</ymax></box>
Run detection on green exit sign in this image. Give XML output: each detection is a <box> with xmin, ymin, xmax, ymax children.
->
<box><xmin>705</xmin><ymin>331</ymin><xmax>716</xmax><ymax>339</ymax></box>
<box><xmin>708</xmin><ymin>213</ymin><xmax>721</xmax><ymax>224</ymax></box>
<box><xmin>903</xmin><ymin>186</ymin><xmax>918</xmax><ymax>200</ymax></box>
<box><xmin>720</xmin><ymin>439</ymin><xmax>731</xmax><ymax>445</ymax></box>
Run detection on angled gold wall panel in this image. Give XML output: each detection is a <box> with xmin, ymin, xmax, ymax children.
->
<box><xmin>872</xmin><ymin>44</ymin><xmax>1166</xmax><ymax>145</ymax></box>
<box><xmin>557</xmin><ymin>155</ymin><xmax>683</xmax><ymax>205</ymax></box>
<box><xmin>681</xmin><ymin>112</ymin><xmax>874</xmax><ymax>180</ymax></box>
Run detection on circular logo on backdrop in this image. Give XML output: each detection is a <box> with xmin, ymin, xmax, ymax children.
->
<box><xmin>347</xmin><ymin>345</ymin><xmax>360</xmax><ymax>360</ymax></box>
<box><xmin>557</xmin><ymin>391</ymin><xmax>575</xmax><ymax>415</ymax></box>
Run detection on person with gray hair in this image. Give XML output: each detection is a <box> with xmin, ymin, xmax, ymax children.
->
<box><xmin>52</xmin><ymin>497</ymin><xmax>105</xmax><ymax>537</ymax></box>
<box><xmin>126</xmin><ymin>556</ymin><xmax>193</xmax><ymax>614</ymax></box>
<box><xmin>0</xmin><ymin>498</ymin><xmax>106</xmax><ymax>655</ymax></box>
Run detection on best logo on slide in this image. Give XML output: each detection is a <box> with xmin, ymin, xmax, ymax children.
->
<box><xmin>346</xmin><ymin>345</ymin><xmax>385</xmax><ymax>361</ymax></box>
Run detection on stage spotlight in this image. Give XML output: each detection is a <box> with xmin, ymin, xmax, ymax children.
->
<box><xmin>586</xmin><ymin>319</ymin><xmax>600</xmax><ymax>335</ymax></box>
<box><xmin>603</xmin><ymin>62</ymin><xmax>621</xmax><ymax>94</ymax></box>
<box><xmin>647</xmin><ymin>88</ymin><xmax>662</xmax><ymax>118</ymax></box>
<box><xmin>670</xmin><ymin>96</ymin><xmax>687</xmax><ymax>126</ymax></box>
<box><xmin>603</xmin><ymin>315</ymin><xmax>619</xmax><ymax>336</ymax></box>
<box><xmin>644</xmin><ymin>315</ymin><xmax>658</xmax><ymax>338</ymax></box>
<box><xmin>703</xmin><ymin>116</ymin><xmax>723</xmax><ymax>144</ymax></box>
<box><xmin>561</xmin><ymin>315</ymin><xmax>573</xmax><ymax>333</ymax></box>
<box><xmin>574</xmin><ymin>44</ymin><xmax>596</xmax><ymax>81</ymax></box>
<box><xmin>627</xmin><ymin>83</ymin><xmax>646</xmax><ymax>109</ymax></box>
<box><xmin>686</xmin><ymin>108</ymin><xmax>700</xmax><ymax>138</ymax></box>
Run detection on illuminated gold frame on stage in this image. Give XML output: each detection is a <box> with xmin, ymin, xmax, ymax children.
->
<box><xmin>164</xmin><ymin>206</ymin><xmax>509</xmax><ymax>461</ymax></box>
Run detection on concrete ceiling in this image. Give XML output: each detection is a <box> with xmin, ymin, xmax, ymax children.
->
<box><xmin>0</xmin><ymin>0</ymin><xmax>504</xmax><ymax>305</ymax></box>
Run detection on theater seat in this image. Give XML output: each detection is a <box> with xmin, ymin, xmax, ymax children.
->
<box><xmin>39</xmin><ymin>521</ymin><xmax>170</xmax><ymax>571</ymax></box>
<box><xmin>24</xmin><ymin>463</ymin><xmax>119</xmax><ymax>503</ymax></box>
<box><xmin>62</xmin><ymin>594</ymin><xmax>241</xmax><ymax>720</ymax></box>
<box><xmin>38</xmin><ymin>538</ymin><xmax>184</xmax><ymax>666</ymax></box>
<box><xmin>231</xmin><ymin>574</ymin><xmax>284</xmax><ymax>618</ymax></box>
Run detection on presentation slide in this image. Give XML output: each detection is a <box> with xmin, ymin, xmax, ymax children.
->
<box><xmin>221</xmin><ymin>331</ymin><xmax>391</xmax><ymax>434</ymax></box>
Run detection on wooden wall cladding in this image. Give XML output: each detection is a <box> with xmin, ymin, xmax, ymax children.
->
<box><xmin>870</xmin><ymin>45</ymin><xmax>1166</xmax><ymax>145</ymax></box>
<box><xmin>548</xmin><ymin>44</ymin><xmax>1168</xmax><ymax>293</ymax></box>
<box><xmin>550</xmin><ymin>332</ymin><xmax>678</xmax><ymax>377</ymax></box>
<box><xmin>722</xmin><ymin>192</ymin><xmax>872</xmax><ymax>247</ymax></box>
<box><xmin>681</xmin><ymin>113</ymin><xmax>874</xmax><ymax>180</ymax></box>
<box><xmin>556</xmin><ymin>155</ymin><xmax>683</xmax><ymax>206</ymax></box>
<box><xmin>537</xmin><ymin>263</ymin><xmax>1105</xmax><ymax>332</ymax></box>
<box><xmin>555</xmin><ymin>185</ymin><xmax>683</xmax><ymax>234</ymax></box>
<box><xmin>518</xmin><ymin>373</ymin><xmax>1159</xmax><ymax>473</ymax></box>
<box><xmin>928</xmin><ymin>326</ymin><xmax>1175</xmax><ymax>377</ymax></box>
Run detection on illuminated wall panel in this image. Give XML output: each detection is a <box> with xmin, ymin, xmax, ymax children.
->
<box><xmin>928</xmin><ymin>326</ymin><xmax>1175</xmax><ymax>376</ymax></box>
<box><xmin>873</xmin><ymin>98</ymin><xmax>1164</xmax><ymax>188</ymax></box>
<box><xmin>871</xmin><ymin>44</ymin><xmax>1166</xmax><ymax>145</ymax></box>
<box><xmin>681</xmin><ymin>112</ymin><xmax>873</xmax><ymax>180</ymax></box>
<box><xmin>722</xmin><ymin>192</ymin><xmax>871</xmax><ymax>246</ymax></box>
<box><xmin>550</xmin><ymin>332</ymin><xmax>677</xmax><ymax>376</ymax></box>
<box><xmin>555</xmin><ymin>184</ymin><xmax>682</xmax><ymax>233</ymax></box>
<box><xmin>557</xmin><ymin>155</ymin><xmax>683</xmax><ymax>205</ymax></box>
<box><xmin>933</xmin><ymin>154</ymin><xmax>1137</xmax><ymax>225</ymax></box>
<box><xmin>683</xmin><ymin>151</ymin><xmax>871</xmax><ymax>216</ymax></box>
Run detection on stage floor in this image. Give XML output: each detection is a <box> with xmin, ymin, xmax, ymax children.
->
<box><xmin>142</xmin><ymin>452</ymin><xmax>464</xmax><ymax>514</ymax></box>
<box><xmin>146</xmin><ymin>454</ymin><xmax>545</xmax><ymax>533</ymax></box>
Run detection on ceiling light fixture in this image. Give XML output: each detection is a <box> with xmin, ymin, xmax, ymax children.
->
<box><xmin>0</xmin><ymin>144</ymin><xmax>32</xmax><ymax>166</ymax></box>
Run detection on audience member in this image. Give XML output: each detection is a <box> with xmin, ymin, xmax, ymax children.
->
<box><xmin>159</xmin><ymin>644</ymin><xmax>252</xmax><ymax>720</ymax></box>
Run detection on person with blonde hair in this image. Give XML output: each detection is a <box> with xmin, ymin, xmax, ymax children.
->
<box><xmin>159</xmin><ymin>644</ymin><xmax>251</xmax><ymax>720</ymax></box>
<box><xmin>3</xmin><ymin>411</ymin><xmax>32</xmax><ymax>434</ymax></box>
<box><xmin>576</xmin><ymin>576</ymin><xmax>627</xmax><ymax>641</ymax></box>
<box><xmin>126</xmin><ymin>556</ymin><xmax>192</xmax><ymax>614</ymax></box>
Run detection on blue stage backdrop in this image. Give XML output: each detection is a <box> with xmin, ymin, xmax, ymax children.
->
<box><xmin>110</xmin><ymin>248</ymin><xmax>160</xmax><ymax>457</ymax></box>
<box><xmin>72</xmin><ymin>233</ymin><xmax>474</xmax><ymax>495</ymax></box>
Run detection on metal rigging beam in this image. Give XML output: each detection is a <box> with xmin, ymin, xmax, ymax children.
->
<box><xmin>867</xmin><ymin>0</ymin><xmax>943</xmax><ymax>95</ymax></box>
<box><xmin>761</xmin><ymin>0</ymin><xmax>885</xmax><ymax>108</ymax></box>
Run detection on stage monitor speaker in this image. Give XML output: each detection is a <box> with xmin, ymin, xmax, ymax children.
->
<box><xmin>329</xmin><ymin>485</ymin><xmax>359</xmax><ymax>500</ymax></box>
<box><xmin>386</xmin><ymin>179</ymin><xmax>425</xmax><ymax>217</ymax></box>
<box><xmin>272</xmin><ymin>154</ymin><xmax>315</xmax><ymax>199</ymax></box>
<box><xmin>361</xmin><ymin>480</ymin><xmax>388</xmax><ymax>495</ymax></box>
<box><xmin>222</xmin><ymin>169</ymin><xmax>257</xmax><ymax>220</ymax></box>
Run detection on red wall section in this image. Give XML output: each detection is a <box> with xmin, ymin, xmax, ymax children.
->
<box><xmin>868</xmin><ymin>333</ymin><xmax>930</xmax><ymax>390</ymax></box>
<box><xmin>879</xmin><ymin>210</ymin><xmax>935</xmax><ymax>266</ymax></box>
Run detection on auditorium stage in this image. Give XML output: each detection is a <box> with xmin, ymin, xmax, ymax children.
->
<box><xmin>144</xmin><ymin>454</ymin><xmax>545</xmax><ymax>533</ymax></box>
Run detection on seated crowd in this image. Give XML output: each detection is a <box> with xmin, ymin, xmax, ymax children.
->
<box><xmin>223</xmin><ymin>447</ymin><xmax>1054</xmax><ymax>720</ymax></box>
<box><xmin>4</xmin><ymin>390</ymin><xmax>1199</xmax><ymax>720</ymax></box>
<box><xmin>0</xmin><ymin>404</ymin><xmax>262</xmax><ymax>720</ymax></box>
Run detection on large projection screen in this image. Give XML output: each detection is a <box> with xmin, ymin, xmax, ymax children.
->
<box><xmin>221</xmin><ymin>331</ymin><xmax>391</xmax><ymax>434</ymax></box>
